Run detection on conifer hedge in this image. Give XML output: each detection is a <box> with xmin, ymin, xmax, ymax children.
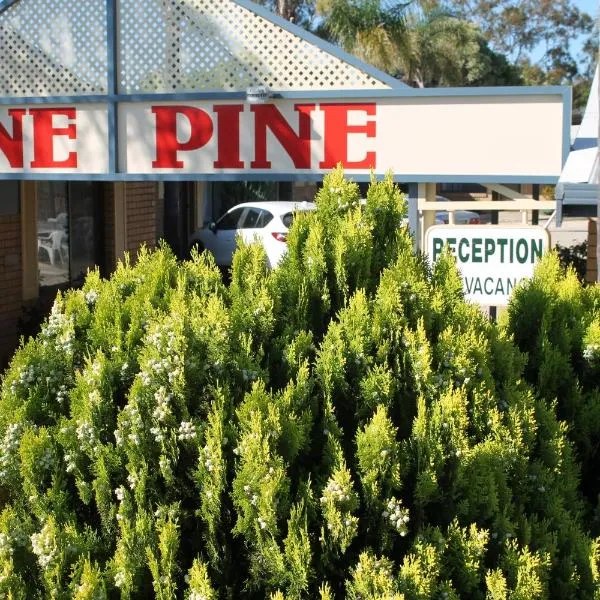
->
<box><xmin>0</xmin><ymin>168</ymin><xmax>599</xmax><ymax>599</ymax></box>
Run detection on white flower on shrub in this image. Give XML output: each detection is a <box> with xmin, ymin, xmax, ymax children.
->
<box><xmin>114</xmin><ymin>571</ymin><xmax>126</xmax><ymax>588</ymax></box>
<box><xmin>38</xmin><ymin>446</ymin><xmax>55</xmax><ymax>472</ymax></box>
<box><xmin>127</xmin><ymin>472</ymin><xmax>138</xmax><ymax>490</ymax></box>
<box><xmin>321</xmin><ymin>479</ymin><xmax>349</xmax><ymax>503</ymax></box>
<box><xmin>76</xmin><ymin>420</ymin><xmax>99</xmax><ymax>457</ymax></box>
<box><xmin>320</xmin><ymin>467</ymin><xmax>359</xmax><ymax>551</ymax></box>
<box><xmin>150</xmin><ymin>426</ymin><xmax>164</xmax><ymax>443</ymax></box>
<box><xmin>64</xmin><ymin>451</ymin><xmax>76</xmax><ymax>473</ymax></box>
<box><xmin>0</xmin><ymin>423</ymin><xmax>22</xmax><ymax>480</ymax></box>
<box><xmin>10</xmin><ymin>366</ymin><xmax>36</xmax><ymax>395</ymax></box>
<box><xmin>382</xmin><ymin>497</ymin><xmax>409</xmax><ymax>536</ymax></box>
<box><xmin>153</xmin><ymin>387</ymin><xmax>171</xmax><ymax>422</ymax></box>
<box><xmin>583</xmin><ymin>343</ymin><xmax>599</xmax><ymax>362</ymax></box>
<box><xmin>30</xmin><ymin>522</ymin><xmax>57</xmax><ymax>570</ymax></box>
<box><xmin>159</xmin><ymin>455</ymin><xmax>172</xmax><ymax>478</ymax></box>
<box><xmin>178</xmin><ymin>421</ymin><xmax>196</xmax><ymax>441</ymax></box>
<box><xmin>84</xmin><ymin>289</ymin><xmax>98</xmax><ymax>306</ymax></box>
<box><xmin>0</xmin><ymin>533</ymin><xmax>12</xmax><ymax>557</ymax></box>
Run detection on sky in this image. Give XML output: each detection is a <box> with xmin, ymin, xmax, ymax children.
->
<box><xmin>528</xmin><ymin>0</ymin><xmax>598</xmax><ymax>69</ymax></box>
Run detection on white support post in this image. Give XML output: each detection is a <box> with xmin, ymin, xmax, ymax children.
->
<box><xmin>419</xmin><ymin>183</ymin><xmax>436</xmax><ymax>250</ymax></box>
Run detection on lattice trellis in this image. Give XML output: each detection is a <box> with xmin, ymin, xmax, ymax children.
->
<box><xmin>0</xmin><ymin>0</ymin><xmax>393</xmax><ymax>98</ymax></box>
<box><xmin>0</xmin><ymin>0</ymin><xmax>107</xmax><ymax>96</ymax></box>
<box><xmin>118</xmin><ymin>0</ymin><xmax>392</xmax><ymax>93</ymax></box>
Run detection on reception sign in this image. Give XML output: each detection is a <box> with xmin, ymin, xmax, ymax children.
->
<box><xmin>0</xmin><ymin>90</ymin><xmax>567</xmax><ymax>180</ymax></box>
<box><xmin>426</xmin><ymin>225</ymin><xmax>550</xmax><ymax>305</ymax></box>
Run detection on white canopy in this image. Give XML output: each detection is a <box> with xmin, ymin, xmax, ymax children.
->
<box><xmin>555</xmin><ymin>66</ymin><xmax>599</xmax><ymax>223</ymax></box>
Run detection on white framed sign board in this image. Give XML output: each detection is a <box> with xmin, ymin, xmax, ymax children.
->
<box><xmin>0</xmin><ymin>92</ymin><xmax>566</xmax><ymax>179</ymax></box>
<box><xmin>425</xmin><ymin>225</ymin><xmax>550</xmax><ymax>306</ymax></box>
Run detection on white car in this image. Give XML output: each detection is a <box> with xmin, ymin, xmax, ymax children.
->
<box><xmin>190</xmin><ymin>201</ymin><xmax>316</xmax><ymax>268</ymax></box>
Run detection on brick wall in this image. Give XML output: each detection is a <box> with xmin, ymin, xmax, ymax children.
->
<box><xmin>587</xmin><ymin>218</ymin><xmax>598</xmax><ymax>283</ymax></box>
<box><xmin>126</xmin><ymin>182</ymin><xmax>158</xmax><ymax>259</ymax></box>
<box><xmin>0</xmin><ymin>215</ymin><xmax>22</xmax><ymax>368</ymax></box>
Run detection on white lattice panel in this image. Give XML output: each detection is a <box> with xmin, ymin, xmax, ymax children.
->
<box><xmin>119</xmin><ymin>0</ymin><xmax>391</xmax><ymax>93</ymax></box>
<box><xmin>0</xmin><ymin>0</ymin><xmax>107</xmax><ymax>96</ymax></box>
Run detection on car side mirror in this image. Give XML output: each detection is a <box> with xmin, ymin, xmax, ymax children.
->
<box><xmin>208</xmin><ymin>222</ymin><xmax>216</xmax><ymax>233</ymax></box>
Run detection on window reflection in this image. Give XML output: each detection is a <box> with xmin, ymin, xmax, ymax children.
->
<box><xmin>69</xmin><ymin>182</ymin><xmax>97</xmax><ymax>286</ymax></box>
<box><xmin>37</xmin><ymin>182</ymin><xmax>102</xmax><ymax>288</ymax></box>
<box><xmin>37</xmin><ymin>182</ymin><xmax>70</xmax><ymax>287</ymax></box>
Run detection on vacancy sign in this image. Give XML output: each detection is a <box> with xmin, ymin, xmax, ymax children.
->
<box><xmin>426</xmin><ymin>226</ymin><xmax>550</xmax><ymax>305</ymax></box>
<box><xmin>0</xmin><ymin>91</ymin><xmax>565</xmax><ymax>178</ymax></box>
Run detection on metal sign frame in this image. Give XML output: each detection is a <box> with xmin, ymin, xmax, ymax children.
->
<box><xmin>0</xmin><ymin>0</ymin><xmax>571</xmax><ymax>183</ymax></box>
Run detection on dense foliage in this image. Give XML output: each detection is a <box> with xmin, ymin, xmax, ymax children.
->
<box><xmin>0</xmin><ymin>168</ymin><xmax>599</xmax><ymax>599</ymax></box>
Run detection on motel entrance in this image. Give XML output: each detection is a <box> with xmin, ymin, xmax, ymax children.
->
<box><xmin>0</xmin><ymin>0</ymin><xmax>569</xmax><ymax>364</ymax></box>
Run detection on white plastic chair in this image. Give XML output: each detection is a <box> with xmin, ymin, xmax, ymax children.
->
<box><xmin>38</xmin><ymin>229</ymin><xmax>68</xmax><ymax>266</ymax></box>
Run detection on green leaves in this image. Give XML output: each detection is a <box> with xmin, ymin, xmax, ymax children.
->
<box><xmin>0</xmin><ymin>170</ymin><xmax>598</xmax><ymax>598</ymax></box>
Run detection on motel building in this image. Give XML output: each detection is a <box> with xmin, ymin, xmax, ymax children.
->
<box><xmin>0</xmin><ymin>0</ymin><xmax>571</xmax><ymax>366</ymax></box>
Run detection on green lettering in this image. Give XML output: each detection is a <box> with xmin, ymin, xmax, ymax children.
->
<box><xmin>531</xmin><ymin>238</ymin><xmax>543</xmax><ymax>262</ymax></box>
<box><xmin>447</xmin><ymin>238</ymin><xmax>457</xmax><ymax>255</ymax></box>
<box><xmin>472</xmin><ymin>238</ymin><xmax>482</xmax><ymax>263</ymax></box>
<box><xmin>484</xmin><ymin>239</ymin><xmax>495</xmax><ymax>262</ymax></box>
<box><xmin>433</xmin><ymin>238</ymin><xmax>444</xmax><ymax>261</ymax></box>
<box><xmin>458</xmin><ymin>238</ymin><xmax>470</xmax><ymax>262</ymax></box>
<box><xmin>516</xmin><ymin>239</ymin><xmax>528</xmax><ymax>264</ymax></box>
<box><xmin>497</xmin><ymin>238</ymin><xmax>508</xmax><ymax>262</ymax></box>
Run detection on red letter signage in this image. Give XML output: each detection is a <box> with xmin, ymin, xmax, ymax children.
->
<box><xmin>0</xmin><ymin>109</ymin><xmax>25</xmax><ymax>168</ymax></box>
<box><xmin>152</xmin><ymin>106</ymin><xmax>213</xmax><ymax>168</ymax></box>
<box><xmin>29</xmin><ymin>108</ymin><xmax>77</xmax><ymax>168</ymax></box>
<box><xmin>319</xmin><ymin>103</ymin><xmax>376</xmax><ymax>169</ymax></box>
<box><xmin>251</xmin><ymin>104</ymin><xmax>315</xmax><ymax>169</ymax></box>
<box><xmin>213</xmin><ymin>104</ymin><xmax>244</xmax><ymax>169</ymax></box>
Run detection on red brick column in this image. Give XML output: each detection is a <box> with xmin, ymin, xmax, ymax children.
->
<box><xmin>125</xmin><ymin>182</ymin><xmax>158</xmax><ymax>259</ymax></box>
<box><xmin>0</xmin><ymin>215</ymin><xmax>22</xmax><ymax>367</ymax></box>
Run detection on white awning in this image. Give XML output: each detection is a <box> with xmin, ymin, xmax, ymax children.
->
<box><xmin>556</xmin><ymin>66</ymin><xmax>599</xmax><ymax>214</ymax></box>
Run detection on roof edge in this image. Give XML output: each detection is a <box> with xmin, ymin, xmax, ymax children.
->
<box><xmin>0</xmin><ymin>0</ymin><xmax>19</xmax><ymax>13</ymax></box>
<box><xmin>232</xmin><ymin>0</ymin><xmax>407</xmax><ymax>89</ymax></box>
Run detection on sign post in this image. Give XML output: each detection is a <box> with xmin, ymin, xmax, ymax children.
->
<box><xmin>425</xmin><ymin>225</ymin><xmax>550</xmax><ymax>306</ymax></box>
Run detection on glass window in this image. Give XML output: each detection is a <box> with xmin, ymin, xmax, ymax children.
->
<box><xmin>69</xmin><ymin>182</ymin><xmax>100</xmax><ymax>286</ymax></box>
<box><xmin>240</xmin><ymin>208</ymin><xmax>260</xmax><ymax>229</ymax></box>
<box><xmin>282</xmin><ymin>212</ymin><xmax>294</xmax><ymax>228</ymax></box>
<box><xmin>255</xmin><ymin>209</ymin><xmax>273</xmax><ymax>228</ymax></box>
<box><xmin>37</xmin><ymin>182</ymin><xmax>70</xmax><ymax>287</ymax></box>
<box><xmin>37</xmin><ymin>182</ymin><xmax>103</xmax><ymax>288</ymax></box>
<box><xmin>239</xmin><ymin>208</ymin><xmax>273</xmax><ymax>229</ymax></box>
<box><xmin>217</xmin><ymin>207</ymin><xmax>244</xmax><ymax>230</ymax></box>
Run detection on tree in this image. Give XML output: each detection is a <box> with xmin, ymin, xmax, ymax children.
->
<box><xmin>314</xmin><ymin>0</ymin><xmax>409</xmax><ymax>76</ymax></box>
<box><xmin>438</xmin><ymin>0</ymin><xmax>595</xmax><ymax>81</ymax></box>
<box><xmin>315</xmin><ymin>0</ymin><xmax>521</xmax><ymax>87</ymax></box>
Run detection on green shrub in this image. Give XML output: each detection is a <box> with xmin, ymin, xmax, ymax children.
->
<box><xmin>0</xmin><ymin>167</ymin><xmax>598</xmax><ymax>598</ymax></box>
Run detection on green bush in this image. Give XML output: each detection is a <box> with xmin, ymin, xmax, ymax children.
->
<box><xmin>0</xmin><ymin>167</ymin><xmax>599</xmax><ymax>598</ymax></box>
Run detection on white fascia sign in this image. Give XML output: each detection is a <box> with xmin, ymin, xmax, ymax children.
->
<box><xmin>0</xmin><ymin>90</ymin><xmax>566</xmax><ymax>179</ymax></box>
<box><xmin>425</xmin><ymin>225</ymin><xmax>550</xmax><ymax>306</ymax></box>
